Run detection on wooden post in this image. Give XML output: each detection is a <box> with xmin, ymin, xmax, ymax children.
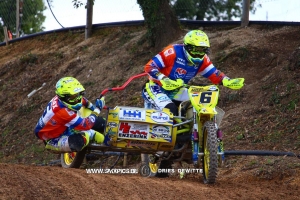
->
<box><xmin>16</xmin><ymin>0</ymin><xmax>20</xmax><ymax>38</ymax></box>
<box><xmin>3</xmin><ymin>26</ymin><xmax>9</xmax><ymax>45</ymax></box>
<box><xmin>241</xmin><ymin>0</ymin><xmax>250</xmax><ymax>27</ymax></box>
<box><xmin>85</xmin><ymin>0</ymin><xmax>93</xmax><ymax>39</ymax></box>
<box><xmin>123</xmin><ymin>153</ymin><xmax>128</xmax><ymax>167</ymax></box>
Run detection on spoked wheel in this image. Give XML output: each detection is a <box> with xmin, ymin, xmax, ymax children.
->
<box><xmin>61</xmin><ymin>148</ymin><xmax>87</xmax><ymax>168</ymax></box>
<box><xmin>202</xmin><ymin>121</ymin><xmax>218</xmax><ymax>184</ymax></box>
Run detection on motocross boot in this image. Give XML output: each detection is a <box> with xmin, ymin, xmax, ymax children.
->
<box><xmin>94</xmin><ymin>131</ymin><xmax>104</xmax><ymax>144</ymax></box>
<box><xmin>81</xmin><ymin>132</ymin><xmax>90</xmax><ymax>149</ymax></box>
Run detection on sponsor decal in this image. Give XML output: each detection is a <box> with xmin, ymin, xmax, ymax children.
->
<box><xmin>175</xmin><ymin>58</ymin><xmax>185</xmax><ymax>66</ymax></box>
<box><xmin>66</xmin><ymin>109</ymin><xmax>75</xmax><ymax>116</ymax></box>
<box><xmin>74</xmin><ymin>87</ymin><xmax>83</xmax><ymax>92</ymax></box>
<box><xmin>174</xmin><ymin>67</ymin><xmax>187</xmax><ymax>79</ymax></box>
<box><xmin>191</xmin><ymin>88</ymin><xmax>205</xmax><ymax>92</ymax></box>
<box><xmin>164</xmin><ymin>48</ymin><xmax>174</xmax><ymax>57</ymax></box>
<box><xmin>109</xmin><ymin>112</ymin><xmax>118</xmax><ymax>118</ymax></box>
<box><xmin>118</xmin><ymin>122</ymin><xmax>148</xmax><ymax>139</ymax></box>
<box><xmin>157</xmin><ymin>95</ymin><xmax>169</xmax><ymax>101</ymax></box>
<box><xmin>52</xmin><ymin>99</ymin><xmax>59</xmax><ymax>109</ymax></box>
<box><xmin>150</xmin><ymin>85</ymin><xmax>161</xmax><ymax>95</ymax></box>
<box><xmin>151</xmin><ymin>112</ymin><xmax>170</xmax><ymax>123</ymax></box>
<box><xmin>153</xmin><ymin>125</ymin><xmax>170</xmax><ymax>135</ymax></box>
<box><xmin>131</xmin><ymin>124</ymin><xmax>148</xmax><ymax>130</ymax></box>
<box><xmin>151</xmin><ymin>125</ymin><xmax>172</xmax><ymax>140</ymax></box>
<box><xmin>89</xmin><ymin>115</ymin><xmax>96</xmax><ymax>123</ymax></box>
<box><xmin>107</xmin><ymin>122</ymin><xmax>117</xmax><ymax>128</ymax></box>
<box><xmin>119</xmin><ymin>109</ymin><xmax>146</xmax><ymax>121</ymax></box>
<box><xmin>209</xmin><ymin>86</ymin><xmax>218</xmax><ymax>91</ymax></box>
<box><xmin>38</xmin><ymin>118</ymin><xmax>44</xmax><ymax>127</ymax></box>
<box><xmin>206</xmin><ymin>56</ymin><xmax>210</xmax><ymax>62</ymax></box>
<box><xmin>128</xmin><ymin>140</ymin><xmax>156</xmax><ymax>147</ymax></box>
<box><xmin>106</xmin><ymin>128</ymin><xmax>117</xmax><ymax>137</ymax></box>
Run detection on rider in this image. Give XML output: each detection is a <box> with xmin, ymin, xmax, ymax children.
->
<box><xmin>142</xmin><ymin>29</ymin><xmax>244</xmax><ymax>117</ymax></box>
<box><xmin>34</xmin><ymin>77</ymin><xmax>106</xmax><ymax>153</ymax></box>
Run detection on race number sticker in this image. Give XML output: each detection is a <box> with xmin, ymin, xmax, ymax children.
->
<box><xmin>118</xmin><ymin>122</ymin><xmax>149</xmax><ymax>140</ymax></box>
<box><xmin>119</xmin><ymin>109</ymin><xmax>146</xmax><ymax>121</ymax></box>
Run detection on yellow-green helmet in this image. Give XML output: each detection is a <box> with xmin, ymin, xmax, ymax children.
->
<box><xmin>55</xmin><ymin>77</ymin><xmax>85</xmax><ymax>111</ymax></box>
<box><xmin>183</xmin><ymin>30</ymin><xmax>210</xmax><ymax>65</ymax></box>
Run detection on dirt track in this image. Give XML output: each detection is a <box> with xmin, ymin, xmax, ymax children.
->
<box><xmin>0</xmin><ymin>163</ymin><xmax>299</xmax><ymax>200</ymax></box>
<box><xmin>1</xmin><ymin>24</ymin><xmax>300</xmax><ymax>200</ymax></box>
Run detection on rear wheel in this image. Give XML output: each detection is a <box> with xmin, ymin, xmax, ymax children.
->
<box><xmin>61</xmin><ymin>148</ymin><xmax>87</xmax><ymax>168</ymax></box>
<box><xmin>202</xmin><ymin>121</ymin><xmax>218</xmax><ymax>184</ymax></box>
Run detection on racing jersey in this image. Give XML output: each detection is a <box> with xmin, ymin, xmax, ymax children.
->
<box><xmin>144</xmin><ymin>44</ymin><xmax>226</xmax><ymax>85</ymax></box>
<box><xmin>34</xmin><ymin>96</ymin><xmax>97</xmax><ymax>141</ymax></box>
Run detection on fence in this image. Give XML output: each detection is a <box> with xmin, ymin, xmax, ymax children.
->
<box><xmin>1</xmin><ymin>0</ymin><xmax>300</xmax><ymax>42</ymax></box>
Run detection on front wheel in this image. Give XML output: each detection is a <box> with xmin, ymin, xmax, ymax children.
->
<box><xmin>61</xmin><ymin>148</ymin><xmax>87</xmax><ymax>168</ymax></box>
<box><xmin>202</xmin><ymin>121</ymin><xmax>218</xmax><ymax>184</ymax></box>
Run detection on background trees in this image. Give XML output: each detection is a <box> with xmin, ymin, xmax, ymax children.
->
<box><xmin>173</xmin><ymin>0</ymin><xmax>257</xmax><ymax>21</ymax></box>
<box><xmin>0</xmin><ymin>0</ymin><xmax>46</xmax><ymax>41</ymax></box>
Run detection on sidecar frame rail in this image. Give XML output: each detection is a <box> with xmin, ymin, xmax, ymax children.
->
<box><xmin>173</xmin><ymin>117</ymin><xmax>193</xmax><ymax>127</ymax></box>
<box><xmin>99</xmin><ymin>72</ymin><xmax>148</xmax><ymax>99</ymax></box>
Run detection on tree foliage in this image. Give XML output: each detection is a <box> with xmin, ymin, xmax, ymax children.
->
<box><xmin>137</xmin><ymin>0</ymin><xmax>182</xmax><ymax>51</ymax></box>
<box><xmin>0</xmin><ymin>0</ymin><xmax>46</xmax><ymax>41</ymax></box>
<box><xmin>172</xmin><ymin>0</ymin><xmax>258</xmax><ymax>21</ymax></box>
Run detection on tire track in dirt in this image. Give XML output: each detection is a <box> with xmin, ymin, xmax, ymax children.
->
<box><xmin>0</xmin><ymin>163</ymin><xmax>299</xmax><ymax>200</ymax></box>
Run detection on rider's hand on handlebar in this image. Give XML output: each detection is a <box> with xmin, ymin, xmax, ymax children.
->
<box><xmin>222</xmin><ymin>77</ymin><xmax>245</xmax><ymax>90</ymax></box>
<box><xmin>160</xmin><ymin>78</ymin><xmax>184</xmax><ymax>90</ymax></box>
<box><xmin>95</xmin><ymin>97</ymin><xmax>105</xmax><ymax>111</ymax></box>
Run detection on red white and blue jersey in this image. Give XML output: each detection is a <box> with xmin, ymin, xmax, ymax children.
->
<box><xmin>34</xmin><ymin>96</ymin><xmax>96</xmax><ymax>141</ymax></box>
<box><xmin>144</xmin><ymin>44</ymin><xmax>226</xmax><ymax>85</ymax></box>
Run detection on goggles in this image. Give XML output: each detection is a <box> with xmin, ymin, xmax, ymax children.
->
<box><xmin>66</xmin><ymin>92</ymin><xmax>85</xmax><ymax>104</ymax></box>
<box><xmin>185</xmin><ymin>45</ymin><xmax>209</xmax><ymax>55</ymax></box>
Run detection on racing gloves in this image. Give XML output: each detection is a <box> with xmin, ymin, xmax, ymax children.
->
<box><xmin>222</xmin><ymin>77</ymin><xmax>245</xmax><ymax>90</ymax></box>
<box><xmin>94</xmin><ymin>97</ymin><xmax>105</xmax><ymax>116</ymax></box>
<box><xmin>160</xmin><ymin>78</ymin><xmax>184</xmax><ymax>90</ymax></box>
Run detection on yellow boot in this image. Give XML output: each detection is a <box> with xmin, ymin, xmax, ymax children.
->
<box><xmin>94</xmin><ymin>131</ymin><xmax>104</xmax><ymax>144</ymax></box>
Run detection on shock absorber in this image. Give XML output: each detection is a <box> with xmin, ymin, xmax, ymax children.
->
<box><xmin>192</xmin><ymin>110</ymin><xmax>199</xmax><ymax>166</ymax></box>
<box><xmin>217</xmin><ymin>129</ymin><xmax>225</xmax><ymax>164</ymax></box>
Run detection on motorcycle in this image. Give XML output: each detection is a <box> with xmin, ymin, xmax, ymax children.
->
<box><xmin>61</xmin><ymin>73</ymin><xmax>244</xmax><ymax>184</ymax></box>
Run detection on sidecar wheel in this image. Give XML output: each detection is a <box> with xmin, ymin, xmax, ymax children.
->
<box><xmin>61</xmin><ymin>148</ymin><xmax>87</xmax><ymax>168</ymax></box>
<box><xmin>140</xmin><ymin>154</ymin><xmax>172</xmax><ymax>177</ymax></box>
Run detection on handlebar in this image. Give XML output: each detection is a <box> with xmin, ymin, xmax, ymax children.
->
<box><xmin>99</xmin><ymin>72</ymin><xmax>148</xmax><ymax>99</ymax></box>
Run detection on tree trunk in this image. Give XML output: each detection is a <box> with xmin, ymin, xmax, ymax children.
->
<box><xmin>137</xmin><ymin>0</ymin><xmax>183</xmax><ymax>52</ymax></box>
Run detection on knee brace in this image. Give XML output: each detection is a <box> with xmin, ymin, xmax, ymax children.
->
<box><xmin>92</xmin><ymin>116</ymin><xmax>106</xmax><ymax>133</ymax></box>
<box><xmin>68</xmin><ymin>134</ymin><xmax>85</xmax><ymax>152</ymax></box>
<box><xmin>165</xmin><ymin>102</ymin><xmax>178</xmax><ymax>116</ymax></box>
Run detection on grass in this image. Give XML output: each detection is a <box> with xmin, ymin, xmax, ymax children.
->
<box><xmin>216</xmin><ymin>47</ymin><xmax>249</xmax><ymax>63</ymax></box>
<box><xmin>20</xmin><ymin>52</ymin><xmax>38</xmax><ymax>64</ymax></box>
